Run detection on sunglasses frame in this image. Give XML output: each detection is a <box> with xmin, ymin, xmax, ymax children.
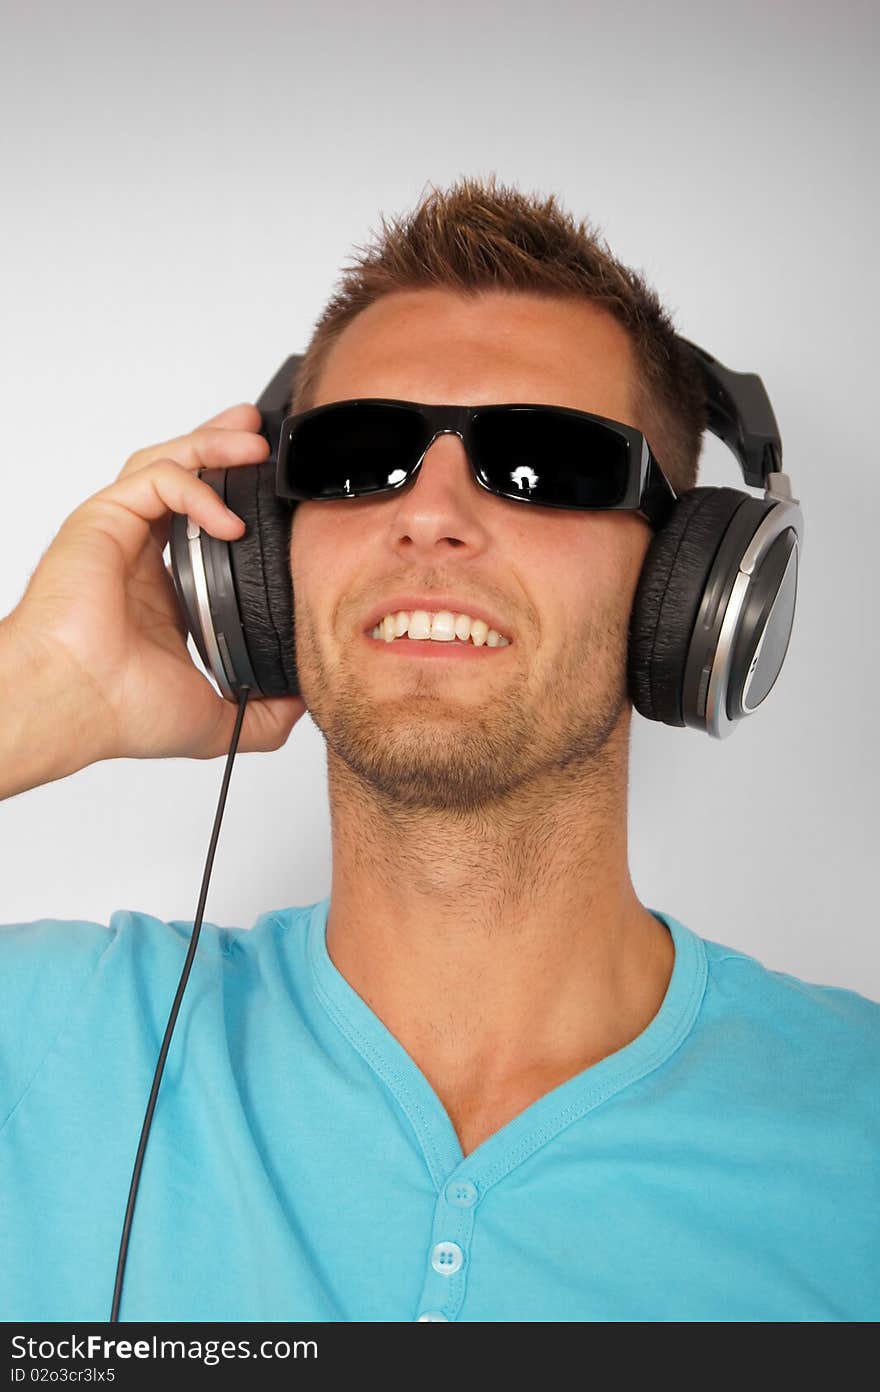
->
<box><xmin>275</xmin><ymin>398</ymin><xmax>679</xmax><ymax>528</ymax></box>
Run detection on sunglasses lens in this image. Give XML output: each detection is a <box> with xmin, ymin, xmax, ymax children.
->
<box><xmin>285</xmin><ymin>403</ymin><xmax>429</xmax><ymax>498</ymax></box>
<box><xmin>472</xmin><ymin>407</ymin><xmax>631</xmax><ymax>507</ymax></box>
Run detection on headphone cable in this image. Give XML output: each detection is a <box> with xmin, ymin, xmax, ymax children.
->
<box><xmin>110</xmin><ymin>684</ymin><xmax>252</xmax><ymax>1322</ymax></box>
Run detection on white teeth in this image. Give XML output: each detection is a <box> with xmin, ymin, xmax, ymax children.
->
<box><xmin>369</xmin><ymin>609</ymin><xmax>511</xmax><ymax>646</ymax></box>
<box><xmin>408</xmin><ymin>610</ymin><xmax>432</xmax><ymax>640</ymax></box>
<box><xmin>429</xmin><ymin>611</ymin><xmax>456</xmax><ymax>641</ymax></box>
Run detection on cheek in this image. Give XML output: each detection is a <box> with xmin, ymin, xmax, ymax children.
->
<box><xmin>289</xmin><ymin>505</ymin><xmax>316</xmax><ymax>592</ymax></box>
<box><xmin>538</xmin><ymin>517</ymin><xmax>648</xmax><ymax>637</ymax></box>
<box><xmin>574</xmin><ymin>516</ymin><xmax>650</xmax><ymax>593</ymax></box>
<box><xmin>542</xmin><ymin>513</ymin><xmax>611</xmax><ymax>580</ymax></box>
<box><xmin>290</xmin><ymin>504</ymin><xmax>376</xmax><ymax>638</ymax></box>
<box><xmin>290</xmin><ymin>505</ymin><xmax>346</xmax><ymax>602</ymax></box>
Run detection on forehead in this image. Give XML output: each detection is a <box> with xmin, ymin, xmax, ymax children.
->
<box><xmin>310</xmin><ymin>288</ymin><xmax>638</xmax><ymax>424</ymax></box>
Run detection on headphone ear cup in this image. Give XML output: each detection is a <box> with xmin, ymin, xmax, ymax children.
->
<box><xmin>223</xmin><ymin>461</ymin><xmax>300</xmax><ymax>697</ymax></box>
<box><xmin>628</xmin><ymin>487</ymin><xmax>753</xmax><ymax>727</ymax></box>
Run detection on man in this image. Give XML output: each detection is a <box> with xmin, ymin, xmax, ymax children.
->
<box><xmin>0</xmin><ymin>176</ymin><xmax>877</xmax><ymax>1323</ymax></box>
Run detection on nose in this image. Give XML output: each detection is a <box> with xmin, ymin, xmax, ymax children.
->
<box><xmin>384</xmin><ymin>428</ymin><xmax>491</xmax><ymax>557</ymax></box>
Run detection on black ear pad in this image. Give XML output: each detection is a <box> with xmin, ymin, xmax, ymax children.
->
<box><xmin>223</xmin><ymin>461</ymin><xmax>300</xmax><ymax>697</ymax></box>
<box><xmin>628</xmin><ymin>486</ymin><xmax>752</xmax><ymax>726</ymax></box>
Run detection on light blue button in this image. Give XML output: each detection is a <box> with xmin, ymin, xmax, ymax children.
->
<box><xmin>417</xmin><ymin>1310</ymin><xmax>449</xmax><ymax>1321</ymax></box>
<box><xmin>431</xmin><ymin>1241</ymin><xmax>464</xmax><ymax>1274</ymax></box>
<box><xmin>445</xmin><ymin>1178</ymin><xmax>478</xmax><ymax>1207</ymax></box>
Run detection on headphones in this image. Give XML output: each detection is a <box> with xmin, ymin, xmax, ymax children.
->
<box><xmin>169</xmin><ymin>342</ymin><xmax>804</xmax><ymax>739</ymax></box>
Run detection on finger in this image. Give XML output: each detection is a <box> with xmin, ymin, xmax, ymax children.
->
<box><xmin>195</xmin><ymin>402</ymin><xmax>263</xmax><ymax>432</ymax></box>
<box><xmin>200</xmin><ymin>694</ymin><xmax>307</xmax><ymax>759</ymax></box>
<box><xmin>118</xmin><ymin>426</ymin><xmax>270</xmax><ymax>482</ymax></box>
<box><xmin>73</xmin><ymin>459</ymin><xmax>246</xmax><ymax>575</ymax></box>
<box><xmin>233</xmin><ymin>695</ymin><xmax>308</xmax><ymax>755</ymax></box>
<box><xmin>117</xmin><ymin>430</ymin><xmax>263</xmax><ymax>551</ymax></box>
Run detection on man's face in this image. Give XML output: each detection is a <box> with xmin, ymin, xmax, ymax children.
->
<box><xmin>290</xmin><ymin>288</ymin><xmax>653</xmax><ymax>813</ymax></box>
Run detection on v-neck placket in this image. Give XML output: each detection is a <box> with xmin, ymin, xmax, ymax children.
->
<box><xmin>305</xmin><ymin>897</ymin><xmax>707</xmax><ymax>1322</ymax></box>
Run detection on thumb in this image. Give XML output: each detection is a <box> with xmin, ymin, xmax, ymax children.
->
<box><xmin>238</xmin><ymin>693</ymin><xmax>308</xmax><ymax>753</ymax></box>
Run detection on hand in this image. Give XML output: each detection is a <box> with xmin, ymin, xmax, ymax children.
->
<box><xmin>6</xmin><ymin>403</ymin><xmax>307</xmax><ymax>765</ymax></box>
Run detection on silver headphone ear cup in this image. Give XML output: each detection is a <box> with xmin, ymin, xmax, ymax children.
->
<box><xmin>629</xmin><ymin>488</ymin><xmax>751</xmax><ymax>728</ymax></box>
<box><xmin>169</xmin><ymin>464</ymin><xmax>300</xmax><ymax>700</ymax></box>
<box><xmin>169</xmin><ymin>477</ymin><xmax>263</xmax><ymax>699</ymax></box>
<box><xmin>684</xmin><ymin>498</ymin><xmax>802</xmax><ymax>737</ymax></box>
<box><xmin>168</xmin><ymin>513</ymin><xmax>213</xmax><ymax>677</ymax></box>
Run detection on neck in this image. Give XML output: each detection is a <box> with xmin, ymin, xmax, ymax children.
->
<box><xmin>322</xmin><ymin>710</ymin><xmax>674</xmax><ymax>1155</ymax></box>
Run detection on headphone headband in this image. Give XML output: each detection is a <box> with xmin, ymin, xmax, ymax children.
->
<box><xmin>676</xmin><ymin>337</ymin><xmax>783</xmax><ymax>488</ymax></box>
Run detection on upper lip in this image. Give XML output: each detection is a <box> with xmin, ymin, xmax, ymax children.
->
<box><xmin>362</xmin><ymin>595</ymin><xmax>515</xmax><ymax>641</ymax></box>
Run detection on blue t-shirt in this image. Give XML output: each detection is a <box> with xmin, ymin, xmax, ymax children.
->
<box><xmin>0</xmin><ymin>898</ymin><xmax>877</xmax><ymax>1323</ymax></box>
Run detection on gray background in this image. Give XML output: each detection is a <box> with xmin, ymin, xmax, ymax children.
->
<box><xmin>1</xmin><ymin>0</ymin><xmax>877</xmax><ymax>998</ymax></box>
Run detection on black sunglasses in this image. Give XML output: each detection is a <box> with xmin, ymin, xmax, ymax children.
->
<box><xmin>275</xmin><ymin>399</ymin><xmax>678</xmax><ymax>528</ymax></box>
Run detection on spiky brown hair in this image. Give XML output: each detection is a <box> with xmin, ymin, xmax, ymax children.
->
<box><xmin>289</xmin><ymin>175</ymin><xmax>707</xmax><ymax>494</ymax></box>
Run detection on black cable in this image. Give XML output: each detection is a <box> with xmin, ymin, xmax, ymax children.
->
<box><xmin>110</xmin><ymin>685</ymin><xmax>252</xmax><ymax>1322</ymax></box>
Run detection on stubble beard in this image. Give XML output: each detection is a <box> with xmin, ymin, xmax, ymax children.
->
<box><xmin>294</xmin><ymin>599</ymin><xmax>630</xmax><ymax>816</ymax></box>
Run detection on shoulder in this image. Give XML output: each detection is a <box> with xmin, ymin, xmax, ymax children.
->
<box><xmin>0</xmin><ymin>899</ymin><xmax>320</xmax><ymax>981</ymax></box>
<box><xmin>677</xmin><ymin>922</ymin><xmax>880</xmax><ymax>1117</ymax></box>
<box><xmin>0</xmin><ymin>915</ymin><xmax>119</xmax><ymax>1001</ymax></box>
<box><xmin>700</xmin><ymin>932</ymin><xmax>880</xmax><ymax>1042</ymax></box>
<box><xmin>0</xmin><ymin>901</ymin><xmax>319</xmax><ymax>981</ymax></box>
<box><xmin>0</xmin><ymin>902</ymin><xmax>319</xmax><ymax>1125</ymax></box>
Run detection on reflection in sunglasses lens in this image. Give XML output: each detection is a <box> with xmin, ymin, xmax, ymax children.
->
<box><xmin>291</xmin><ymin>404</ymin><xmax>430</xmax><ymax>498</ymax></box>
<box><xmin>473</xmin><ymin>408</ymin><xmax>630</xmax><ymax>507</ymax></box>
